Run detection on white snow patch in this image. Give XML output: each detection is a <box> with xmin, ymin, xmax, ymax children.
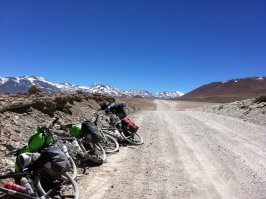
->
<box><xmin>176</xmin><ymin>91</ymin><xmax>184</xmax><ymax>96</ymax></box>
<box><xmin>14</xmin><ymin>77</ymin><xmax>21</xmax><ymax>84</ymax></box>
<box><xmin>36</xmin><ymin>76</ymin><xmax>46</xmax><ymax>81</ymax></box>
<box><xmin>78</xmin><ymin>86</ymin><xmax>89</xmax><ymax>89</ymax></box>
<box><xmin>55</xmin><ymin>84</ymin><xmax>64</xmax><ymax>89</ymax></box>
<box><xmin>235</xmin><ymin>80</ymin><xmax>238</xmax><ymax>83</ymax></box>
<box><xmin>26</xmin><ymin>77</ymin><xmax>36</xmax><ymax>84</ymax></box>
<box><xmin>0</xmin><ymin>78</ymin><xmax>9</xmax><ymax>84</ymax></box>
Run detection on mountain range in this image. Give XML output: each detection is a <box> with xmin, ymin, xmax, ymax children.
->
<box><xmin>0</xmin><ymin>76</ymin><xmax>184</xmax><ymax>99</ymax></box>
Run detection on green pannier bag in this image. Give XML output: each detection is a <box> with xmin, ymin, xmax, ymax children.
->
<box><xmin>21</xmin><ymin>126</ymin><xmax>53</xmax><ymax>153</ymax></box>
<box><xmin>16</xmin><ymin>126</ymin><xmax>53</xmax><ymax>172</ymax></box>
<box><xmin>69</xmin><ymin>124</ymin><xmax>82</xmax><ymax>137</ymax></box>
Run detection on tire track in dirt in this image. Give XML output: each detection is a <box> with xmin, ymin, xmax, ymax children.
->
<box><xmin>164</xmin><ymin>112</ymin><xmax>233</xmax><ymax>199</ymax></box>
<box><xmin>166</xmin><ymin>110</ymin><xmax>266</xmax><ymax>199</ymax></box>
<box><xmin>184</xmin><ymin>111</ymin><xmax>266</xmax><ymax>170</ymax></box>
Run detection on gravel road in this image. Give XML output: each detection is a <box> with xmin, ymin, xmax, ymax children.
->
<box><xmin>79</xmin><ymin>100</ymin><xmax>266</xmax><ymax>199</ymax></box>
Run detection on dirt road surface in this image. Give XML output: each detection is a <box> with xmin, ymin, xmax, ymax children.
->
<box><xmin>79</xmin><ymin>100</ymin><xmax>266</xmax><ymax>199</ymax></box>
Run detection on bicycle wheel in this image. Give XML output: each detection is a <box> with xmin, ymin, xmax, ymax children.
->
<box><xmin>102</xmin><ymin>134</ymin><xmax>119</xmax><ymax>153</ymax></box>
<box><xmin>121</xmin><ymin>131</ymin><xmax>144</xmax><ymax>145</ymax></box>
<box><xmin>36</xmin><ymin>172</ymin><xmax>79</xmax><ymax>199</ymax></box>
<box><xmin>67</xmin><ymin>156</ymin><xmax>77</xmax><ymax>180</ymax></box>
<box><xmin>57</xmin><ymin>173</ymin><xmax>79</xmax><ymax>199</ymax></box>
<box><xmin>90</xmin><ymin>143</ymin><xmax>106</xmax><ymax>164</ymax></box>
<box><xmin>81</xmin><ymin>141</ymin><xmax>106</xmax><ymax>165</ymax></box>
<box><xmin>55</xmin><ymin>141</ymin><xmax>77</xmax><ymax>180</ymax></box>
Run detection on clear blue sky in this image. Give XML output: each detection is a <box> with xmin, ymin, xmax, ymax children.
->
<box><xmin>0</xmin><ymin>0</ymin><xmax>265</xmax><ymax>93</ymax></box>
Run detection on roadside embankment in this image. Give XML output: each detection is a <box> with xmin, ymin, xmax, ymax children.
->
<box><xmin>188</xmin><ymin>96</ymin><xmax>266</xmax><ymax>125</ymax></box>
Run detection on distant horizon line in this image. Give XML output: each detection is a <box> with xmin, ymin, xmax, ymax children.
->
<box><xmin>0</xmin><ymin>75</ymin><xmax>185</xmax><ymax>94</ymax></box>
<box><xmin>1</xmin><ymin>75</ymin><xmax>266</xmax><ymax>94</ymax></box>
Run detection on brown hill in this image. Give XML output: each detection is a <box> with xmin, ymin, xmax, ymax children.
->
<box><xmin>180</xmin><ymin>77</ymin><xmax>266</xmax><ymax>103</ymax></box>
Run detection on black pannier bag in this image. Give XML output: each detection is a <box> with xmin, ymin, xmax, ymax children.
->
<box><xmin>31</xmin><ymin>145</ymin><xmax>70</xmax><ymax>177</ymax></box>
<box><xmin>81</xmin><ymin>121</ymin><xmax>102</xmax><ymax>143</ymax></box>
<box><xmin>121</xmin><ymin>118</ymin><xmax>139</xmax><ymax>133</ymax></box>
<box><xmin>108</xmin><ymin>103</ymin><xmax>127</xmax><ymax>119</ymax></box>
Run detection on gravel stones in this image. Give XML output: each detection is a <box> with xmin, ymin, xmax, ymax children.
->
<box><xmin>189</xmin><ymin>98</ymin><xmax>266</xmax><ymax>125</ymax></box>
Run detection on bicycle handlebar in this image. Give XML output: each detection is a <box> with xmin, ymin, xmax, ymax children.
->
<box><xmin>5</xmin><ymin>148</ymin><xmax>21</xmax><ymax>156</ymax></box>
<box><xmin>39</xmin><ymin>117</ymin><xmax>60</xmax><ymax>135</ymax></box>
<box><xmin>46</xmin><ymin>117</ymin><xmax>60</xmax><ymax>129</ymax></box>
<box><xmin>93</xmin><ymin>113</ymin><xmax>100</xmax><ymax>125</ymax></box>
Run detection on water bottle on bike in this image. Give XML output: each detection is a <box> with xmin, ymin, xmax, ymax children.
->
<box><xmin>20</xmin><ymin>177</ymin><xmax>34</xmax><ymax>195</ymax></box>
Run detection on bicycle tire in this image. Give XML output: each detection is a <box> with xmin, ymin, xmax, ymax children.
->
<box><xmin>36</xmin><ymin>172</ymin><xmax>79</xmax><ymax>199</ymax></box>
<box><xmin>55</xmin><ymin>140</ymin><xmax>77</xmax><ymax>180</ymax></box>
<box><xmin>90</xmin><ymin>143</ymin><xmax>106</xmax><ymax>164</ymax></box>
<box><xmin>121</xmin><ymin>131</ymin><xmax>144</xmax><ymax>145</ymax></box>
<box><xmin>59</xmin><ymin>173</ymin><xmax>79</xmax><ymax>199</ymax></box>
<box><xmin>102</xmin><ymin>134</ymin><xmax>119</xmax><ymax>153</ymax></box>
<box><xmin>67</xmin><ymin>156</ymin><xmax>77</xmax><ymax>180</ymax></box>
<box><xmin>81</xmin><ymin>141</ymin><xmax>106</xmax><ymax>165</ymax></box>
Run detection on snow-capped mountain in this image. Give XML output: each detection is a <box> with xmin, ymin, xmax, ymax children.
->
<box><xmin>0</xmin><ymin>76</ymin><xmax>183</xmax><ymax>99</ymax></box>
<box><xmin>0</xmin><ymin>76</ymin><xmax>60</xmax><ymax>93</ymax></box>
<box><xmin>88</xmin><ymin>84</ymin><xmax>124</xmax><ymax>96</ymax></box>
<box><xmin>89</xmin><ymin>85</ymin><xmax>184</xmax><ymax>99</ymax></box>
<box><xmin>124</xmin><ymin>89</ymin><xmax>154</xmax><ymax>98</ymax></box>
<box><xmin>55</xmin><ymin>83</ymin><xmax>89</xmax><ymax>93</ymax></box>
<box><xmin>0</xmin><ymin>76</ymin><xmax>88</xmax><ymax>93</ymax></box>
<box><xmin>154</xmin><ymin>91</ymin><xmax>184</xmax><ymax>99</ymax></box>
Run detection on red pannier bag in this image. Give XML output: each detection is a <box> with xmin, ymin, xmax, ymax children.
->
<box><xmin>121</xmin><ymin>118</ymin><xmax>139</xmax><ymax>133</ymax></box>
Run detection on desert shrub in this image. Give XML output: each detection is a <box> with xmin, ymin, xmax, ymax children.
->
<box><xmin>254</xmin><ymin>95</ymin><xmax>266</xmax><ymax>103</ymax></box>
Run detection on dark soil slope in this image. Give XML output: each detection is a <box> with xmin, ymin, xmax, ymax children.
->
<box><xmin>180</xmin><ymin>77</ymin><xmax>266</xmax><ymax>102</ymax></box>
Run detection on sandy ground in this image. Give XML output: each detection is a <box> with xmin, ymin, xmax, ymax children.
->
<box><xmin>78</xmin><ymin>100</ymin><xmax>266</xmax><ymax>199</ymax></box>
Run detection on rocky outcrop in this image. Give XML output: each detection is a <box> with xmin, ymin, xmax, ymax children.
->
<box><xmin>0</xmin><ymin>93</ymin><xmax>115</xmax><ymax>115</ymax></box>
<box><xmin>0</xmin><ymin>93</ymin><xmax>117</xmax><ymax>173</ymax></box>
<box><xmin>189</xmin><ymin>96</ymin><xmax>266</xmax><ymax>125</ymax></box>
<box><xmin>28</xmin><ymin>85</ymin><xmax>42</xmax><ymax>94</ymax></box>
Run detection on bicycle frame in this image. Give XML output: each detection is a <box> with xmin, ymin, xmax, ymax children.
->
<box><xmin>100</xmin><ymin>113</ymin><xmax>127</xmax><ymax>140</ymax></box>
<box><xmin>101</xmin><ymin>127</ymin><xmax>122</xmax><ymax>140</ymax></box>
<box><xmin>58</xmin><ymin>136</ymin><xmax>96</xmax><ymax>159</ymax></box>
